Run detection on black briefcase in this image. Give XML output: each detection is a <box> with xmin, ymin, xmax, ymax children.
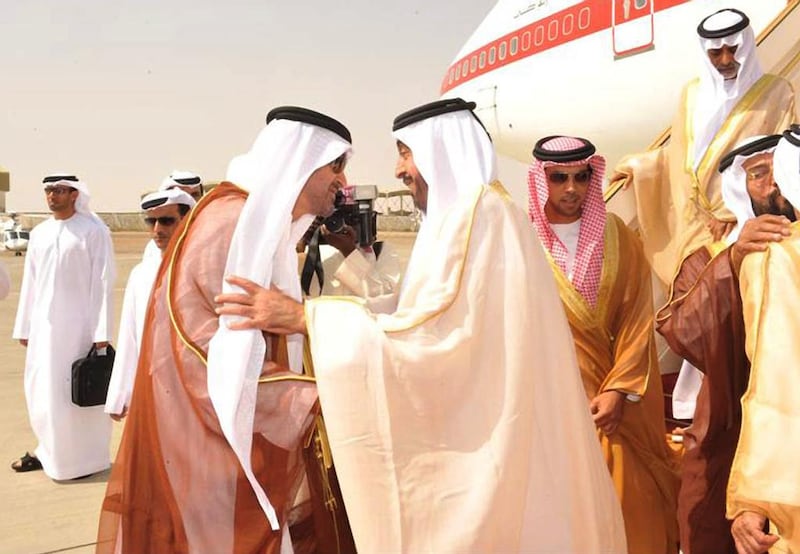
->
<box><xmin>71</xmin><ymin>344</ymin><xmax>116</xmax><ymax>407</ymax></box>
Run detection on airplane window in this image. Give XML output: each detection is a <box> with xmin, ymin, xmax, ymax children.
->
<box><xmin>470</xmin><ymin>56</ymin><xmax>477</xmax><ymax>72</ymax></box>
<box><xmin>578</xmin><ymin>6</ymin><xmax>591</xmax><ymax>30</ymax></box>
<box><xmin>534</xmin><ymin>25</ymin><xmax>544</xmax><ymax>46</ymax></box>
<box><xmin>635</xmin><ymin>0</ymin><xmax>647</xmax><ymax>8</ymax></box>
<box><xmin>489</xmin><ymin>46</ymin><xmax>497</xmax><ymax>64</ymax></box>
<box><xmin>548</xmin><ymin>19</ymin><xmax>558</xmax><ymax>41</ymax></box>
<box><xmin>562</xmin><ymin>14</ymin><xmax>574</xmax><ymax>35</ymax></box>
<box><xmin>479</xmin><ymin>51</ymin><xmax>486</xmax><ymax>68</ymax></box>
<box><xmin>449</xmin><ymin>68</ymin><xmax>454</xmax><ymax>84</ymax></box>
<box><xmin>455</xmin><ymin>64</ymin><xmax>461</xmax><ymax>80</ymax></box>
<box><xmin>510</xmin><ymin>37</ymin><xmax>519</xmax><ymax>55</ymax></box>
<box><xmin>499</xmin><ymin>41</ymin><xmax>507</xmax><ymax>60</ymax></box>
<box><xmin>462</xmin><ymin>59</ymin><xmax>469</xmax><ymax>76</ymax></box>
<box><xmin>522</xmin><ymin>31</ymin><xmax>531</xmax><ymax>51</ymax></box>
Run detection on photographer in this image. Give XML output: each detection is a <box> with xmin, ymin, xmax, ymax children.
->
<box><xmin>300</xmin><ymin>181</ymin><xmax>402</xmax><ymax>304</ymax></box>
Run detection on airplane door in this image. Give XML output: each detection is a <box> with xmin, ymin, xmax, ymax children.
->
<box><xmin>612</xmin><ymin>0</ymin><xmax>655</xmax><ymax>58</ymax></box>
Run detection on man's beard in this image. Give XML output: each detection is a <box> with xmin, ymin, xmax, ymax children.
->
<box><xmin>752</xmin><ymin>190</ymin><xmax>797</xmax><ymax>221</ymax></box>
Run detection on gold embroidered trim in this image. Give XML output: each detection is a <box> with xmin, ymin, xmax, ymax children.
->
<box><xmin>687</xmin><ymin>75</ymin><xmax>780</xmax><ymax>213</ymax></box>
<box><xmin>381</xmin><ymin>182</ymin><xmax>494</xmax><ymax>333</ymax></box>
<box><xmin>257</xmin><ymin>374</ymin><xmax>316</xmax><ymax>384</ymax></box>
<box><xmin>166</xmin><ymin>189</ymin><xmax>222</xmax><ymax>366</ymax></box>
<box><xmin>545</xmin><ymin>214</ymin><xmax>618</xmax><ymax>335</ymax></box>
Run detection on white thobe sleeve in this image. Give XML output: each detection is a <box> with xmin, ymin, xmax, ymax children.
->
<box><xmin>12</xmin><ymin>238</ymin><xmax>37</xmax><ymax>340</ymax></box>
<box><xmin>0</xmin><ymin>260</ymin><xmax>10</xmax><ymax>301</ymax></box>
<box><xmin>89</xmin><ymin>226</ymin><xmax>116</xmax><ymax>343</ymax></box>
<box><xmin>333</xmin><ymin>244</ymin><xmax>402</xmax><ymax>313</ymax></box>
<box><xmin>105</xmin><ymin>270</ymin><xmax>140</xmax><ymax>415</ymax></box>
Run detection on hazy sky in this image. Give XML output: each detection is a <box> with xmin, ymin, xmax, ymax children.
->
<box><xmin>1</xmin><ymin>0</ymin><xmax>499</xmax><ymax>212</ymax></box>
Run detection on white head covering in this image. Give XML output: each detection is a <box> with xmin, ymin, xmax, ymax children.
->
<box><xmin>206</xmin><ymin>107</ymin><xmax>352</xmax><ymax>530</ymax></box>
<box><xmin>140</xmin><ymin>187</ymin><xmax>197</xmax><ymax>211</ymax></box>
<box><xmin>773</xmin><ymin>126</ymin><xmax>800</xmax><ymax>211</ymax></box>
<box><xmin>42</xmin><ymin>173</ymin><xmax>105</xmax><ymax>225</ymax></box>
<box><xmin>720</xmin><ymin>135</ymin><xmax>780</xmax><ymax>243</ymax></box>
<box><xmin>391</xmin><ymin>98</ymin><xmax>497</xmax><ymax>292</ymax></box>
<box><xmin>693</xmin><ymin>9</ymin><xmax>763</xmax><ymax>168</ymax></box>
<box><xmin>159</xmin><ymin>169</ymin><xmax>203</xmax><ymax>191</ymax></box>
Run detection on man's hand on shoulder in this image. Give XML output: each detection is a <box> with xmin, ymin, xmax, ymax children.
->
<box><xmin>590</xmin><ymin>390</ymin><xmax>626</xmax><ymax>435</ymax></box>
<box><xmin>709</xmin><ymin>218</ymin><xmax>736</xmax><ymax>242</ymax></box>
<box><xmin>731</xmin><ymin>511</ymin><xmax>779</xmax><ymax>554</ymax></box>
<box><xmin>215</xmin><ymin>275</ymin><xmax>307</xmax><ymax>335</ymax></box>
<box><xmin>731</xmin><ymin>215</ymin><xmax>792</xmax><ymax>273</ymax></box>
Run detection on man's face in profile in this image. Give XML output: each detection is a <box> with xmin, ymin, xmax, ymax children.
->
<box><xmin>296</xmin><ymin>154</ymin><xmax>347</xmax><ymax>218</ymax></box>
<box><xmin>394</xmin><ymin>141</ymin><xmax>428</xmax><ymax>213</ymax></box>
<box><xmin>707</xmin><ymin>44</ymin><xmax>740</xmax><ymax>81</ymax></box>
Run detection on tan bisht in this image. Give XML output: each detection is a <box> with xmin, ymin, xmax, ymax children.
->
<box><xmin>546</xmin><ymin>213</ymin><xmax>681</xmax><ymax>553</ymax></box>
<box><xmin>727</xmin><ymin>129</ymin><xmax>800</xmax><ymax>551</ymax></box>
<box><xmin>305</xmin><ymin>182</ymin><xmax>627</xmax><ymax>553</ymax></box>
<box><xmin>614</xmin><ymin>74</ymin><xmax>795</xmax><ymax>286</ymax></box>
<box><xmin>727</xmin><ymin>224</ymin><xmax>800</xmax><ymax>550</ymax></box>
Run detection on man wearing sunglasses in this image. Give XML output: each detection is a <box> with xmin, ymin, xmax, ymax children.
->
<box><xmin>140</xmin><ymin>170</ymin><xmax>204</xmax><ymax>262</ymax></box>
<box><xmin>97</xmin><ymin>107</ymin><xmax>352</xmax><ymax>553</ymax></box>
<box><xmin>216</xmin><ymin>99</ymin><xmax>628</xmax><ymax>553</ymax></box>
<box><xmin>612</xmin><ymin>8</ymin><xmax>795</xmax><ymax>288</ymax></box>
<box><xmin>12</xmin><ymin>174</ymin><xmax>116</xmax><ymax>479</ymax></box>
<box><xmin>656</xmin><ymin>134</ymin><xmax>794</xmax><ymax>553</ymax></box>
<box><xmin>104</xmin><ymin>188</ymin><xmax>195</xmax><ymax>422</ymax></box>
<box><xmin>529</xmin><ymin>135</ymin><xmax>679</xmax><ymax>553</ymax></box>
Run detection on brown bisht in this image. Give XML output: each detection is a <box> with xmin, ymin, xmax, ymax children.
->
<box><xmin>97</xmin><ymin>184</ymin><xmax>317</xmax><ymax>553</ymax></box>
<box><xmin>656</xmin><ymin>243</ymin><xmax>748</xmax><ymax>554</ymax></box>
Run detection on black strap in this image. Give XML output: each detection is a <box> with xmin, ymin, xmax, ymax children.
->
<box><xmin>373</xmin><ymin>241</ymin><xmax>384</xmax><ymax>260</ymax></box>
<box><xmin>301</xmin><ymin>227</ymin><xmax>325</xmax><ymax>296</ymax></box>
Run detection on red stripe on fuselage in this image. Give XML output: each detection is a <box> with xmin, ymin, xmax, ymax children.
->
<box><xmin>441</xmin><ymin>0</ymin><xmax>690</xmax><ymax>94</ymax></box>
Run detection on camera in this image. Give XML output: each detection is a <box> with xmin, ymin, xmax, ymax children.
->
<box><xmin>323</xmin><ymin>185</ymin><xmax>379</xmax><ymax>247</ymax></box>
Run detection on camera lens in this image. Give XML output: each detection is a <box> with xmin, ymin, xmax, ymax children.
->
<box><xmin>323</xmin><ymin>213</ymin><xmax>345</xmax><ymax>234</ymax></box>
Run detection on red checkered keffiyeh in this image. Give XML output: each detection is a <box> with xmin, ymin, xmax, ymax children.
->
<box><xmin>527</xmin><ymin>136</ymin><xmax>607</xmax><ymax>308</ymax></box>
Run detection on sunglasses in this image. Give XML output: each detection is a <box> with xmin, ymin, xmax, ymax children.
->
<box><xmin>547</xmin><ymin>169</ymin><xmax>593</xmax><ymax>185</ymax></box>
<box><xmin>144</xmin><ymin>216</ymin><xmax>178</xmax><ymax>227</ymax></box>
<box><xmin>330</xmin><ymin>154</ymin><xmax>347</xmax><ymax>174</ymax></box>
<box><xmin>44</xmin><ymin>186</ymin><xmax>76</xmax><ymax>195</ymax></box>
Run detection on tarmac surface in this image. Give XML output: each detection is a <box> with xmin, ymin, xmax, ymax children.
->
<box><xmin>0</xmin><ymin>231</ymin><xmax>416</xmax><ymax>554</ymax></box>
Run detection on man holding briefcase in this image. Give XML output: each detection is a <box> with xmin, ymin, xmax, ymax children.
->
<box><xmin>11</xmin><ymin>174</ymin><xmax>115</xmax><ymax>480</ymax></box>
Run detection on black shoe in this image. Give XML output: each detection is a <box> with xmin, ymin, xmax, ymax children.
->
<box><xmin>11</xmin><ymin>452</ymin><xmax>43</xmax><ymax>473</ymax></box>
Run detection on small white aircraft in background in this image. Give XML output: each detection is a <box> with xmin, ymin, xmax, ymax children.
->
<box><xmin>2</xmin><ymin>214</ymin><xmax>30</xmax><ymax>255</ymax></box>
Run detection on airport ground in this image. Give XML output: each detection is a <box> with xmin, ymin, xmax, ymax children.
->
<box><xmin>0</xmin><ymin>231</ymin><xmax>416</xmax><ymax>554</ymax></box>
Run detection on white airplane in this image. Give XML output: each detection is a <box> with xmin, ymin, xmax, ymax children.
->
<box><xmin>442</xmin><ymin>0</ymin><xmax>796</xmax><ymax>178</ymax></box>
<box><xmin>442</xmin><ymin>0</ymin><xmax>800</xmax><ymax>414</ymax></box>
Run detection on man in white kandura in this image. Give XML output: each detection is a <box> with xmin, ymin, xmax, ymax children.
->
<box><xmin>216</xmin><ymin>98</ymin><xmax>628</xmax><ymax>553</ymax></box>
<box><xmin>12</xmin><ymin>174</ymin><xmax>115</xmax><ymax>479</ymax></box>
<box><xmin>105</xmin><ymin>188</ymin><xmax>195</xmax><ymax>420</ymax></box>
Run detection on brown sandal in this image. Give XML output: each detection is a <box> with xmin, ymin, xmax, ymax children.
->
<box><xmin>11</xmin><ymin>452</ymin><xmax>42</xmax><ymax>473</ymax></box>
